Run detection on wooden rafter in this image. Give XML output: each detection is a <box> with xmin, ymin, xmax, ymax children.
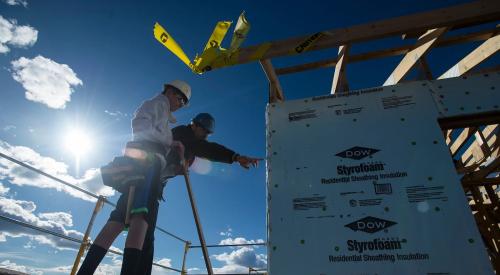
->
<box><xmin>384</xmin><ymin>27</ymin><xmax>448</xmax><ymax>86</ymax></box>
<box><xmin>275</xmin><ymin>26</ymin><xmax>500</xmax><ymax>75</ymax></box>
<box><xmin>331</xmin><ymin>45</ymin><xmax>350</xmax><ymax>94</ymax></box>
<box><xmin>210</xmin><ymin>1</ymin><xmax>500</xmax><ymax>71</ymax></box>
<box><xmin>449</xmin><ymin>127</ymin><xmax>478</xmax><ymax>157</ymax></box>
<box><xmin>415</xmin><ymin>57</ymin><xmax>433</xmax><ymax>80</ymax></box>
<box><xmin>439</xmin><ymin>34</ymin><xmax>500</xmax><ymax>79</ymax></box>
<box><xmin>460</xmin><ymin>125</ymin><xmax>498</xmax><ymax>167</ymax></box>
<box><xmin>260</xmin><ymin>59</ymin><xmax>284</xmax><ymax>103</ymax></box>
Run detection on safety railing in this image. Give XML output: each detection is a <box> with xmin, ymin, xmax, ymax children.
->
<box><xmin>0</xmin><ymin>152</ymin><xmax>267</xmax><ymax>275</ymax></box>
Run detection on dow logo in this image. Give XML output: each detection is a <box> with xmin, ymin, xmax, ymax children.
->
<box><xmin>336</xmin><ymin>146</ymin><xmax>379</xmax><ymax>160</ymax></box>
<box><xmin>345</xmin><ymin>216</ymin><xmax>397</xmax><ymax>233</ymax></box>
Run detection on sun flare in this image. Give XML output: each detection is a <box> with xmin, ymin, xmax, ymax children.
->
<box><xmin>64</xmin><ymin>129</ymin><xmax>92</xmax><ymax>156</ymax></box>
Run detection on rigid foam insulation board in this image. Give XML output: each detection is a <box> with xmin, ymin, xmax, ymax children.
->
<box><xmin>428</xmin><ymin>72</ymin><xmax>500</xmax><ymax>117</ymax></box>
<box><xmin>266</xmin><ymin>77</ymin><xmax>496</xmax><ymax>275</ymax></box>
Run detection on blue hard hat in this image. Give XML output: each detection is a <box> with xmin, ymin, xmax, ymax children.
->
<box><xmin>192</xmin><ymin>113</ymin><xmax>215</xmax><ymax>133</ymax></box>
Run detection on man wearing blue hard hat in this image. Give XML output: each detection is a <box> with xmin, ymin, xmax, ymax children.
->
<box><xmin>77</xmin><ymin>106</ymin><xmax>261</xmax><ymax>274</ymax></box>
<box><xmin>137</xmin><ymin>112</ymin><xmax>261</xmax><ymax>274</ymax></box>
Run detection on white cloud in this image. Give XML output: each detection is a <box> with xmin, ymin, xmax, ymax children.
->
<box><xmin>213</xmin><ymin>246</ymin><xmax>266</xmax><ymax>270</ymax></box>
<box><xmin>212</xmin><ymin>237</ymin><xmax>267</xmax><ymax>273</ymax></box>
<box><xmin>3</xmin><ymin>0</ymin><xmax>28</xmax><ymax>7</ymax></box>
<box><xmin>218</xmin><ymin>237</ymin><xmax>265</xmax><ymax>246</ymax></box>
<box><xmin>0</xmin><ymin>193</ymin><xmax>83</xmax><ymax>250</ymax></box>
<box><xmin>151</xmin><ymin>257</ymin><xmax>175</xmax><ymax>274</ymax></box>
<box><xmin>0</xmin><ymin>140</ymin><xmax>115</xmax><ymax>202</ymax></box>
<box><xmin>0</xmin><ymin>15</ymin><xmax>36</xmax><ymax>53</ymax></box>
<box><xmin>38</xmin><ymin>212</ymin><xmax>73</xmax><ymax>227</ymax></box>
<box><xmin>156</xmin><ymin>258</ymin><xmax>172</xmax><ymax>267</ymax></box>
<box><xmin>0</xmin><ymin>260</ymin><xmax>42</xmax><ymax>275</ymax></box>
<box><xmin>0</xmin><ymin>182</ymin><xmax>9</xmax><ymax>195</ymax></box>
<box><xmin>11</xmin><ymin>55</ymin><xmax>82</xmax><ymax>109</ymax></box>
<box><xmin>104</xmin><ymin>110</ymin><xmax>128</xmax><ymax>119</ymax></box>
<box><xmin>40</xmin><ymin>264</ymin><xmax>73</xmax><ymax>273</ymax></box>
<box><xmin>219</xmin><ymin>227</ymin><xmax>233</xmax><ymax>237</ymax></box>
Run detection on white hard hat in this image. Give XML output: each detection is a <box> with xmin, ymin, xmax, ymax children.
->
<box><xmin>166</xmin><ymin>80</ymin><xmax>191</xmax><ymax>103</ymax></box>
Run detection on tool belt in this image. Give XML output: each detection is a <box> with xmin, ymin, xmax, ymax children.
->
<box><xmin>100</xmin><ymin>156</ymin><xmax>147</xmax><ymax>193</ymax></box>
<box><xmin>101</xmin><ymin>141</ymin><xmax>165</xmax><ymax>193</ymax></box>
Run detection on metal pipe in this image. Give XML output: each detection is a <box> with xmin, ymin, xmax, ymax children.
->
<box><xmin>70</xmin><ymin>196</ymin><xmax>105</xmax><ymax>275</ymax></box>
<box><xmin>0</xmin><ymin>214</ymin><xmax>82</xmax><ymax>243</ymax></box>
<box><xmin>0</xmin><ymin>152</ymin><xmax>97</xmax><ymax>199</ymax></box>
<box><xmin>182</xmin><ymin>169</ymin><xmax>214</xmax><ymax>275</ymax></box>
<box><xmin>156</xmin><ymin>226</ymin><xmax>189</xmax><ymax>243</ymax></box>
<box><xmin>0</xmin><ymin>152</ymin><xmax>187</xmax><ymax>243</ymax></box>
<box><xmin>0</xmin><ymin>214</ymin><xmax>183</xmax><ymax>273</ymax></box>
<box><xmin>190</xmin><ymin>243</ymin><xmax>266</xmax><ymax>248</ymax></box>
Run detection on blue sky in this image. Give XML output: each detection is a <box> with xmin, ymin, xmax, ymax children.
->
<box><xmin>0</xmin><ymin>0</ymin><xmax>496</xmax><ymax>274</ymax></box>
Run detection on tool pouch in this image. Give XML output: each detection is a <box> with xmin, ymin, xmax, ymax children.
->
<box><xmin>100</xmin><ymin>156</ymin><xmax>147</xmax><ymax>193</ymax></box>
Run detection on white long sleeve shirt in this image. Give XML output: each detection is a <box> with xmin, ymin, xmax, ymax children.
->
<box><xmin>131</xmin><ymin>94</ymin><xmax>176</xmax><ymax>151</ymax></box>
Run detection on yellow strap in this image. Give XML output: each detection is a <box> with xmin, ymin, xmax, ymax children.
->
<box><xmin>153</xmin><ymin>22</ymin><xmax>194</xmax><ymax>69</ymax></box>
<box><xmin>229</xmin><ymin>12</ymin><xmax>250</xmax><ymax>51</ymax></box>
<box><xmin>203</xmin><ymin>21</ymin><xmax>232</xmax><ymax>51</ymax></box>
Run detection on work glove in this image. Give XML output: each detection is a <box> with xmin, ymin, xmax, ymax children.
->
<box><xmin>235</xmin><ymin>155</ymin><xmax>263</xmax><ymax>169</ymax></box>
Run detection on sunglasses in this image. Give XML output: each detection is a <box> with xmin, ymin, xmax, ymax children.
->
<box><xmin>195</xmin><ymin>123</ymin><xmax>212</xmax><ymax>135</ymax></box>
<box><xmin>175</xmin><ymin>93</ymin><xmax>186</xmax><ymax>107</ymax></box>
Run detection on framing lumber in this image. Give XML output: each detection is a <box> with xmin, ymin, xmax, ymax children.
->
<box><xmin>384</xmin><ymin>28</ymin><xmax>447</xmax><ymax>86</ymax></box>
<box><xmin>260</xmin><ymin>59</ymin><xmax>284</xmax><ymax>103</ymax></box>
<box><xmin>439</xmin><ymin>34</ymin><xmax>500</xmax><ymax>79</ymax></box>
<box><xmin>211</xmin><ymin>1</ymin><xmax>500</xmax><ymax>71</ymax></box>
<box><xmin>462</xmin><ymin>177</ymin><xmax>500</xmax><ymax>187</ymax></box>
<box><xmin>449</xmin><ymin>127</ymin><xmax>478</xmax><ymax>157</ymax></box>
<box><xmin>416</xmin><ymin>57</ymin><xmax>433</xmax><ymax>80</ymax></box>
<box><xmin>276</xmin><ymin>26</ymin><xmax>500</xmax><ymax>75</ymax></box>
<box><xmin>331</xmin><ymin>44</ymin><xmax>350</xmax><ymax>94</ymax></box>
<box><xmin>460</xmin><ymin>125</ymin><xmax>498</xmax><ymax>165</ymax></box>
<box><xmin>438</xmin><ymin>111</ymin><xmax>500</xmax><ymax>129</ymax></box>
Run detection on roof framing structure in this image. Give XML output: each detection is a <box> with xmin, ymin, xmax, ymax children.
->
<box><xmin>208</xmin><ymin>0</ymin><xmax>500</xmax><ymax>103</ymax></box>
<box><xmin>208</xmin><ymin>1</ymin><xmax>500</xmax><ymax>272</ymax></box>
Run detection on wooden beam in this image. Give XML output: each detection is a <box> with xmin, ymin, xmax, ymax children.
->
<box><xmin>415</xmin><ymin>57</ymin><xmax>433</xmax><ymax>80</ymax></box>
<box><xmin>445</xmin><ymin>129</ymin><xmax>453</xmax><ymax>145</ymax></box>
<box><xmin>462</xmin><ymin>177</ymin><xmax>500</xmax><ymax>187</ymax></box>
<box><xmin>331</xmin><ymin>45</ymin><xmax>350</xmax><ymax>94</ymax></box>
<box><xmin>211</xmin><ymin>0</ymin><xmax>500</xmax><ymax>71</ymax></box>
<box><xmin>464</xmin><ymin>155</ymin><xmax>500</xmax><ymax>181</ymax></box>
<box><xmin>439</xmin><ymin>33</ymin><xmax>500</xmax><ymax>79</ymax></box>
<box><xmin>438</xmin><ymin>111</ymin><xmax>500</xmax><ymax>129</ymax></box>
<box><xmin>259</xmin><ymin>59</ymin><xmax>284</xmax><ymax>103</ymax></box>
<box><xmin>275</xmin><ymin>26</ymin><xmax>500</xmax><ymax>75</ymax></box>
<box><xmin>465</xmin><ymin>64</ymin><xmax>500</xmax><ymax>76</ymax></box>
<box><xmin>461</xmin><ymin>125</ymin><xmax>499</xmax><ymax>167</ymax></box>
<box><xmin>449</xmin><ymin>127</ymin><xmax>478</xmax><ymax>157</ymax></box>
<box><xmin>384</xmin><ymin>27</ymin><xmax>448</xmax><ymax>86</ymax></box>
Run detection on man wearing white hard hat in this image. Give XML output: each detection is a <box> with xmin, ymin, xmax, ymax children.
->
<box><xmin>77</xmin><ymin>80</ymin><xmax>191</xmax><ymax>275</ymax></box>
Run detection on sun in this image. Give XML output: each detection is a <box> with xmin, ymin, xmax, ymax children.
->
<box><xmin>64</xmin><ymin>128</ymin><xmax>93</xmax><ymax>156</ymax></box>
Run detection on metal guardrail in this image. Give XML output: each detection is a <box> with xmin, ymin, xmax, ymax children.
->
<box><xmin>0</xmin><ymin>152</ymin><xmax>268</xmax><ymax>274</ymax></box>
<box><xmin>0</xmin><ymin>151</ymin><xmax>185</xmax><ymax>242</ymax></box>
<box><xmin>0</xmin><ymin>214</ymin><xmax>182</xmax><ymax>272</ymax></box>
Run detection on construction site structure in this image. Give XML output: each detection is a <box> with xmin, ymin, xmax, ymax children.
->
<box><xmin>194</xmin><ymin>1</ymin><xmax>500</xmax><ymax>274</ymax></box>
<box><xmin>0</xmin><ymin>1</ymin><xmax>499</xmax><ymax>274</ymax></box>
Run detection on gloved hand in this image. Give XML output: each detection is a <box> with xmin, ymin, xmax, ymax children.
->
<box><xmin>170</xmin><ymin>141</ymin><xmax>187</xmax><ymax>171</ymax></box>
<box><xmin>235</xmin><ymin>155</ymin><xmax>263</xmax><ymax>169</ymax></box>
